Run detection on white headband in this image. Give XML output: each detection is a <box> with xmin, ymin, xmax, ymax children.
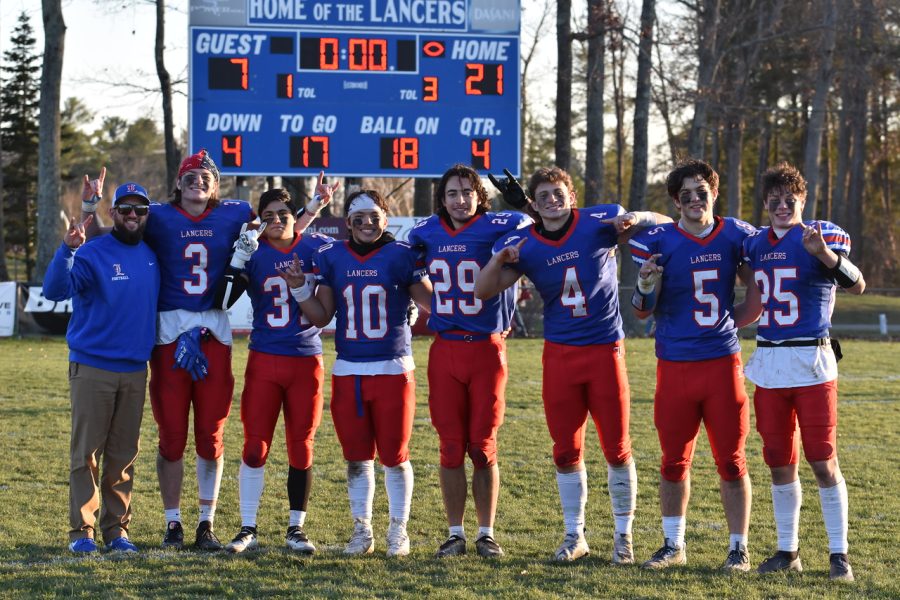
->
<box><xmin>347</xmin><ymin>194</ymin><xmax>386</xmax><ymax>217</ymax></box>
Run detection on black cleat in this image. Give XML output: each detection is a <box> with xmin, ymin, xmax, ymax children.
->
<box><xmin>829</xmin><ymin>553</ymin><xmax>854</xmax><ymax>582</ymax></box>
<box><xmin>194</xmin><ymin>520</ymin><xmax>223</xmax><ymax>551</ymax></box>
<box><xmin>757</xmin><ymin>550</ymin><xmax>802</xmax><ymax>574</ymax></box>
<box><xmin>475</xmin><ymin>535</ymin><xmax>504</xmax><ymax>558</ymax></box>
<box><xmin>435</xmin><ymin>534</ymin><xmax>467</xmax><ymax>558</ymax></box>
<box><xmin>162</xmin><ymin>521</ymin><xmax>184</xmax><ymax>550</ymax></box>
<box><xmin>722</xmin><ymin>543</ymin><xmax>750</xmax><ymax>572</ymax></box>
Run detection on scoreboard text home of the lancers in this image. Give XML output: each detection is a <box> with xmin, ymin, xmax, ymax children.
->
<box><xmin>189</xmin><ymin>0</ymin><xmax>521</xmax><ymax>178</ymax></box>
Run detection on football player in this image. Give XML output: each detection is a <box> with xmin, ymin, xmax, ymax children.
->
<box><xmin>213</xmin><ymin>189</ymin><xmax>332</xmax><ymax>554</ymax></box>
<box><xmin>743</xmin><ymin>162</ymin><xmax>864</xmax><ymax>582</ymax></box>
<box><xmin>290</xmin><ymin>190</ymin><xmax>432</xmax><ymax>557</ymax></box>
<box><xmin>628</xmin><ymin>158</ymin><xmax>761</xmax><ymax>572</ymax></box>
<box><xmin>476</xmin><ymin>166</ymin><xmax>668</xmax><ymax>564</ymax></box>
<box><xmin>406</xmin><ymin>164</ymin><xmax>531</xmax><ymax>558</ymax></box>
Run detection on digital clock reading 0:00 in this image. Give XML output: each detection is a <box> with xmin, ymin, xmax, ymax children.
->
<box><xmin>299</xmin><ymin>36</ymin><xmax>417</xmax><ymax>72</ymax></box>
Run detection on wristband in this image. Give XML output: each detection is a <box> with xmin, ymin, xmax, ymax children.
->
<box><xmin>631</xmin><ymin>287</ymin><xmax>657</xmax><ymax>312</ymax></box>
<box><xmin>290</xmin><ymin>281</ymin><xmax>313</xmax><ymax>303</ymax></box>
<box><xmin>81</xmin><ymin>193</ymin><xmax>102</xmax><ymax>213</ymax></box>
<box><xmin>630</xmin><ymin>211</ymin><xmax>656</xmax><ymax>227</ymax></box>
<box><xmin>831</xmin><ymin>253</ymin><xmax>861</xmax><ymax>288</ymax></box>
<box><xmin>305</xmin><ymin>194</ymin><xmax>323</xmax><ymax>215</ymax></box>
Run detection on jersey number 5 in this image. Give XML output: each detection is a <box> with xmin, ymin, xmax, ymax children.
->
<box><xmin>692</xmin><ymin>269</ymin><xmax>720</xmax><ymax>327</ymax></box>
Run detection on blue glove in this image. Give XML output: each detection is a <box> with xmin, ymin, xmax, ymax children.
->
<box><xmin>173</xmin><ymin>327</ymin><xmax>209</xmax><ymax>381</ymax></box>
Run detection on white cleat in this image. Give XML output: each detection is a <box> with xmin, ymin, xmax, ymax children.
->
<box><xmin>555</xmin><ymin>532</ymin><xmax>590</xmax><ymax>562</ymax></box>
<box><xmin>285</xmin><ymin>526</ymin><xmax>316</xmax><ymax>554</ymax></box>
<box><xmin>386</xmin><ymin>517</ymin><xmax>410</xmax><ymax>557</ymax></box>
<box><xmin>344</xmin><ymin>518</ymin><xmax>374</xmax><ymax>555</ymax></box>
<box><xmin>612</xmin><ymin>533</ymin><xmax>634</xmax><ymax>565</ymax></box>
<box><xmin>225</xmin><ymin>526</ymin><xmax>258</xmax><ymax>554</ymax></box>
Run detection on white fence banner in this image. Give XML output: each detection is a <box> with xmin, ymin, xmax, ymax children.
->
<box><xmin>0</xmin><ymin>281</ymin><xmax>16</xmax><ymax>337</ymax></box>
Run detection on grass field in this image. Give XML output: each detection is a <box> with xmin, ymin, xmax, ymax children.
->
<box><xmin>0</xmin><ymin>336</ymin><xmax>897</xmax><ymax>599</ymax></box>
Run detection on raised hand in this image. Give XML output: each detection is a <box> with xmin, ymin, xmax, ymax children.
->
<box><xmin>307</xmin><ymin>170</ymin><xmax>341</xmax><ymax>215</ymax></box>
<box><xmin>230</xmin><ymin>222</ymin><xmax>267</xmax><ymax>269</ymax></box>
<box><xmin>637</xmin><ymin>253</ymin><xmax>663</xmax><ymax>294</ymax></box>
<box><xmin>602</xmin><ymin>212</ymin><xmax>638</xmax><ymax>234</ymax></box>
<box><xmin>496</xmin><ymin>237</ymin><xmax>527</xmax><ymax>265</ymax></box>
<box><xmin>488</xmin><ymin>168</ymin><xmax>530</xmax><ymax>209</ymax></box>
<box><xmin>276</xmin><ymin>253</ymin><xmax>307</xmax><ymax>289</ymax></box>
<box><xmin>801</xmin><ymin>221</ymin><xmax>828</xmax><ymax>258</ymax></box>
<box><xmin>81</xmin><ymin>167</ymin><xmax>106</xmax><ymax>215</ymax></box>
<box><xmin>64</xmin><ymin>213</ymin><xmax>93</xmax><ymax>249</ymax></box>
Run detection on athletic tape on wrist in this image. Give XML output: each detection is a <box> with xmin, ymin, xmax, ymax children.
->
<box><xmin>831</xmin><ymin>254</ymin><xmax>861</xmax><ymax>288</ymax></box>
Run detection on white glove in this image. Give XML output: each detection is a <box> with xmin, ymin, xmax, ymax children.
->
<box><xmin>290</xmin><ymin>275</ymin><xmax>316</xmax><ymax>303</ymax></box>
<box><xmin>230</xmin><ymin>222</ymin><xmax>266</xmax><ymax>269</ymax></box>
<box><xmin>406</xmin><ymin>300</ymin><xmax>419</xmax><ymax>327</ymax></box>
<box><xmin>82</xmin><ymin>194</ymin><xmax>102</xmax><ymax>214</ymax></box>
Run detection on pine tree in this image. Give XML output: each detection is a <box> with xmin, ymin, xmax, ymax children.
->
<box><xmin>0</xmin><ymin>12</ymin><xmax>41</xmax><ymax>281</ymax></box>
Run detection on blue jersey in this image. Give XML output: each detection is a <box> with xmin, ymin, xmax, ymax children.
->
<box><xmin>408</xmin><ymin>211</ymin><xmax>531</xmax><ymax>333</ymax></box>
<box><xmin>629</xmin><ymin>216</ymin><xmax>756</xmax><ymax>361</ymax></box>
<box><xmin>742</xmin><ymin>221</ymin><xmax>850</xmax><ymax>340</ymax></box>
<box><xmin>43</xmin><ymin>237</ymin><xmax>160</xmax><ymax>372</ymax></box>
<box><xmin>313</xmin><ymin>240</ymin><xmax>426</xmax><ymax>363</ymax></box>
<box><xmin>493</xmin><ymin>205</ymin><xmax>624</xmax><ymax>346</ymax></box>
<box><xmin>244</xmin><ymin>234</ymin><xmax>332</xmax><ymax>356</ymax></box>
<box><xmin>143</xmin><ymin>200</ymin><xmax>254</xmax><ymax>312</ymax></box>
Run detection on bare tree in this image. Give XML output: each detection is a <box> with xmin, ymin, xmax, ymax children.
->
<box><xmin>35</xmin><ymin>0</ymin><xmax>66</xmax><ymax>281</ymax></box>
<box><xmin>555</xmin><ymin>0</ymin><xmax>573</xmax><ymax>169</ymax></box>
<box><xmin>0</xmin><ymin>131</ymin><xmax>7</xmax><ymax>280</ymax></box>
<box><xmin>627</xmin><ymin>0</ymin><xmax>655</xmax><ymax>214</ymax></box>
<box><xmin>686</xmin><ymin>0</ymin><xmax>722</xmax><ymax>158</ymax></box>
<box><xmin>156</xmin><ymin>0</ymin><xmax>180</xmax><ymax>188</ymax></box>
<box><xmin>801</xmin><ymin>0</ymin><xmax>837</xmax><ymax>220</ymax></box>
<box><xmin>581</xmin><ymin>0</ymin><xmax>614</xmax><ymax>203</ymax></box>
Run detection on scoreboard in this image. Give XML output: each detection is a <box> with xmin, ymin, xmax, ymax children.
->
<box><xmin>188</xmin><ymin>0</ymin><xmax>521</xmax><ymax>177</ymax></box>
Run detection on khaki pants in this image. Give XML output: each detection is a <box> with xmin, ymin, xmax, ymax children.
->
<box><xmin>69</xmin><ymin>362</ymin><xmax>146</xmax><ymax>543</ymax></box>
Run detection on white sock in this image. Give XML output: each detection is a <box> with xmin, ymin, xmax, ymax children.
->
<box><xmin>164</xmin><ymin>508</ymin><xmax>181</xmax><ymax>525</ymax></box>
<box><xmin>819</xmin><ymin>479</ymin><xmax>849</xmax><ymax>554</ymax></box>
<box><xmin>478</xmin><ymin>526</ymin><xmax>494</xmax><ymax>539</ymax></box>
<box><xmin>662</xmin><ymin>516</ymin><xmax>686</xmax><ymax>548</ymax></box>
<box><xmin>729</xmin><ymin>533</ymin><xmax>747</xmax><ymax>550</ymax></box>
<box><xmin>384</xmin><ymin>461</ymin><xmax>414</xmax><ymax>521</ymax></box>
<box><xmin>449</xmin><ymin>525</ymin><xmax>466</xmax><ymax>539</ymax></box>
<box><xmin>607</xmin><ymin>461</ymin><xmax>637</xmax><ymax>535</ymax></box>
<box><xmin>556</xmin><ymin>470</ymin><xmax>587</xmax><ymax>536</ymax></box>
<box><xmin>238</xmin><ymin>462</ymin><xmax>265</xmax><ymax>528</ymax></box>
<box><xmin>289</xmin><ymin>510</ymin><xmax>306</xmax><ymax>528</ymax></box>
<box><xmin>347</xmin><ymin>460</ymin><xmax>375</xmax><ymax>521</ymax></box>
<box><xmin>197</xmin><ymin>455</ymin><xmax>224</xmax><ymax>524</ymax></box>
<box><xmin>772</xmin><ymin>480</ymin><xmax>801</xmax><ymax>552</ymax></box>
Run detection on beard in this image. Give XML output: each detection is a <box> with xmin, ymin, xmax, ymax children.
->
<box><xmin>113</xmin><ymin>220</ymin><xmax>146</xmax><ymax>245</ymax></box>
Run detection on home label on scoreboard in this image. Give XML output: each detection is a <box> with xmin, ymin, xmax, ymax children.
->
<box><xmin>189</xmin><ymin>0</ymin><xmax>521</xmax><ymax>178</ymax></box>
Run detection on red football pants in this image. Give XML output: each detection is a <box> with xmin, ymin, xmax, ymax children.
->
<box><xmin>654</xmin><ymin>353</ymin><xmax>749</xmax><ymax>482</ymax></box>
<box><xmin>331</xmin><ymin>372</ymin><xmax>416</xmax><ymax>467</ymax></box>
<box><xmin>427</xmin><ymin>334</ymin><xmax>507</xmax><ymax>469</ymax></box>
<box><xmin>240</xmin><ymin>350</ymin><xmax>324</xmax><ymax>469</ymax></box>
<box><xmin>541</xmin><ymin>340</ymin><xmax>632</xmax><ymax>468</ymax></box>
<box><xmin>149</xmin><ymin>338</ymin><xmax>234</xmax><ymax>461</ymax></box>
<box><xmin>754</xmin><ymin>380</ymin><xmax>838</xmax><ymax>467</ymax></box>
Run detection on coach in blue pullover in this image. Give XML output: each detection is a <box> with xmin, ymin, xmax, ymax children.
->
<box><xmin>44</xmin><ymin>181</ymin><xmax>159</xmax><ymax>554</ymax></box>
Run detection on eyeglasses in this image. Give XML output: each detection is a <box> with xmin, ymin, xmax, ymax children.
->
<box><xmin>115</xmin><ymin>204</ymin><xmax>149</xmax><ymax>216</ymax></box>
<box><xmin>182</xmin><ymin>173</ymin><xmax>215</xmax><ymax>186</ymax></box>
<box><xmin>766</xmin><ymin>196</ymin><xmax>798</xmax><ymax>211</ymax></box>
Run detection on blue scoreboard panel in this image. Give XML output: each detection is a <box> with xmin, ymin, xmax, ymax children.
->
<box><xmin>188</xmin><ymin>0</ymin><xmax>521</xmax><ymax>177</ymax></box>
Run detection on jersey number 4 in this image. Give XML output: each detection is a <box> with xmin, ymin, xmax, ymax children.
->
<box><xmin>430</xmin><ymin>259</ymin><xmax>482</xmax><ymax>315</ymax></box>
<box><xmin>754</xmin><ymin>268</ymin><xmax>799</xmax><ymax>326</ymax></box>
<box><xmin>561</xmin><ymin>266</ymin><xmax>588</xmax><ymax>317</ymax></box>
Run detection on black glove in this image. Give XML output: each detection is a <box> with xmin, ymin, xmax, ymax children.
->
<box><xmin>488</xmin><ymin>168</ymin><xmax>530</xmax><ymax>209</ymax></box>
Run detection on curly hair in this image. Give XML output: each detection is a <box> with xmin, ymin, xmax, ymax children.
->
<box><xmin>761</xmin><ymin>162</ymin><xmax>807</xmax><ymax>200</ymax></box>
<box><xmin>665</xmin><ymin>158</ymin><xmax>719</xmax><ymax>199</ymax></box>
<box><xmin>345</xmin><ymin>189</ymin><xmax>389</xmax><ymax>216</ymax></box>
<box><xmin>433</xmin><ymin>164</ymin><xmax>491</xmax><ymax>216</ymax></box>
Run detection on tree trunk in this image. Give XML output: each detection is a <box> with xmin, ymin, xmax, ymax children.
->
<box><xmin>687</xmin><ymin>0</ymin><xmax>721</xmax><ymax>159</ymax></box>
<box><xmin>627</xmin><ymin>0</ymin><xmax>655</xmax><ymax>213</ymax></box>
<box><xmin>752</xmin><ymin>112</ymin><xmax>772</xmax><ymax>227</ymax></box>
<box><xmin>414</xmin><ymin>178</ymin><xmax>433</xmax><ymax>216</ymax></box>
<box><xmin>555</xmin><ymin>0</ymin><xmax>572</xmax><ymax>170</ymax></box>
<box><xmin>801</xmin><ymin>0</ymin><xmax>837</xmax><ymax>220</ymax></box>
<box><xmin>156</xmin><ymin>0</ymin><xmax>180</xmax><ymax>189</ymax></box>
<box><xmin>35</xmin><ymin>0</ymin><xmax>66</xmax><ymax>282</ymax></box>
<box><xmin>724</xmin><ymin>115</ymin><xmax>743</xmax><ymax>218</ymax></box>
<box><xmin>613</xmin><ymin>41</ymin><xmax>625</xmax><ymax>202</ymax></box>
<box><xmin>0</xmin><ymin>126</ymin><xmax>9</xmax><ymax>280</ymax></box>
<box><xmin>583</xmin><ymin>0</ymin><xmax>606</xmax><ymax>204</ymax></box>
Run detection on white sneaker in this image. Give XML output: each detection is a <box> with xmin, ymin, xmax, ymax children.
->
<box><xmin>286</xmin><ymin>526</ymin><xmax>316</xmax><ymax>554</ymax></box>
<box><xmin>386</xmin><ymin>517</ymin><xmax>410</xmax><ymax>557</ymax></box>
<box><xmin>344</xmin><ymin>518</ymin><xmax>374</xmax><ymax>555</ymax></box>
<box><xmin>612</xmin><ymin>533</ymin><xmax>634</xmax><ymax>565</ymax></box>
<box><xmin>225</xmin><ymin>526</ymin><xmax>258</xmax><ymax>554</ymax></box>
<box><xmin>555</xmin><ymin>531</ymin><xmax>590</xmax><ymax>561</ymax></box>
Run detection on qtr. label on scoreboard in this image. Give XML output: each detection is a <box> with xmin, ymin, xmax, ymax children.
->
<box><xmin>189</xmin><ymin>0</ymin><xmax>521</xmax><ymax>177</ymax></box>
